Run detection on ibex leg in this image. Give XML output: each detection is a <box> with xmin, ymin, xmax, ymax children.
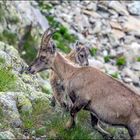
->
<box><xmin>90</xmin><ymin>113</ymin><xmax>111</xmax><ymax>138</ymax></box>
<box><xmin>65</xmin><ymin>98</ymin><xmax>89</xmax><ymax>129</ymax></box>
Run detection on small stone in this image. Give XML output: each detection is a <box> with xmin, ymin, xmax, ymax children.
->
<box><xmin>127</xmin><ymin>1</ymin><xmax>140</xmax><ymax>16</ymax></box>
<box><xmin>86</xmin><ymin>3</ymin><xmax>97</xmax><ymax>11</ymax></box>
<box><xmin>123</xmin><ymin>77</ymin><xmax>132</xmax><ymax>83</ymax></box>
<box><xmin>82</xmin><ymin>9</ymin><xmax>101</xmax><ymax>18</ymax></box>
<box><xmin>131</xmin><ymin>62</ymin><xmax>140</xmax><ymax>71</ymax></box>
<box><xmin>110</xmin><ymin>21</ymin><xmax>122</xmax><ymax>30</ymax></box>
<box><xmin>108</xmin><ymin>1</ymin><xmax>129</xmax><ymax>16</ymax></box>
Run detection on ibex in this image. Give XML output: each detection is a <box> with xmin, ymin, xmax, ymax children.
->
<box><xmin>27</xmin><ymin>28</ymin><xmax>140</xmax><ymax>140</ymax></box>
<box><xmin>49</xmin><ymin>41</ymin><xmax>89</xmax><ymax>108</ymax></box>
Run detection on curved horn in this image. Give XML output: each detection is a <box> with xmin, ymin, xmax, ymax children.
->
<box><xmin>42</xmin><ymin>30</ymin><xmax>57</xmax><ymax>46</ymax></box>
<box><xmin>41</xmin><ymin>27</ymin><xmax>53</xmax><ymax>45</ymax></box>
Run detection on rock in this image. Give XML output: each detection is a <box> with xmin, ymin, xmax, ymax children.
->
<box><xmin>127</xmin><ymin>1</ymin><xmax>140</xmax><ymax>16</ymax></box>
<box><xmin>131</xmin><ymin>62</ymin><xmax>140</xmax><ymax>71</ymax></box>
<box><xmin>108</xmin><ymin>1</ymin><xmax>129</xmax><ymax>16</ymax></box>
<box><xmin>0</xmin><ymin>131</ymin><xmax>15</xmax><ymax>139</ymax></box>
<box><xmin>111</xmin><ymin>29</ymin><xmax>125</xmax><ymax>40</ymax></box>
<box><xmin>0</xmin><ymin>92</ymin><xmax>22</xmax><ymax>128</ymax></box>
<box><xmin>92</xmin><ymin>20</ymin><xmax>102</xmax><ymax>34</ymax></box>
<box><xmin>122</xmin><ymin>16</ymin><xmax>140</xmax><ymax>36</ymax></box>
<box><xmin>110</xmin><ymin>21</ymin><xmax>122</xmax><ymax>30</ymax></box>
<box><xmin>124</xmin><ymin>42</ymin><xmax>140</xmax><ymax>63</ymax></box>
<box><xmin>123</xmin><ymin>77</ymin><xmax>132</xmax><ymax>83</ymax></box>
<box><xmin>104</xmin><ymin>64</ymin><xmax>119</xmax><ymax>75</ymax></box>
<box><xmin>17</xmin><ymin>94</ymin><xmax>32</xmax><ymax>112</ymax></box>
<box><xmin>82</xmin><ymin>9</ymin><xmax>101</xmax><ymax>19</ymax></box>
<box><xmin>13</xmin><ymin>1</ymin><xmax>49</xmax><ymax>31</ymax></box>
<box><xmin>86</xmin><ymin>2</ymin><xmax>97</xmax><ymax>11</ymax></box>
<box><xmin>89</xmin><ymin>59</ymin><xmax>104</xmax><ymax>69</ymax></box>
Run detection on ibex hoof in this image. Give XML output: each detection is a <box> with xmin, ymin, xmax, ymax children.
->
<box><xmin>65</xmin><ymin>120</ymin><xmax>75</xmax><ymax>130</ymax></box>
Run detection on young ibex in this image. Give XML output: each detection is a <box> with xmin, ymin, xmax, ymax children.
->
<box><xmin>50</xmin><ymin>41</ymin><xmax>89</xmax><ymax>108</ymax></box>
<box><xmin>27</xmin><ymin>28</ymin><xmax>140</xmax><ymax>140</ymax></box>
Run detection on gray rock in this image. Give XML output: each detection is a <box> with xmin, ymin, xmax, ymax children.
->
<box><xmin>127</xmin><ymin>1</ymin><xmax>140</xmax><ymax>16</ymax></box>
<box><xmin>0</xmin><ymin>131</ymin><xmax>15</xmax><ymax>139</ymax></box>
<box><xmin>131</xmin><ymin>62</ymin><xmax>140</xmax><ymax>71</ymax></box>
<box><xmin>123</xmin><ymin>77</ymin><xmax>132</xmax><ymax>83</ymax></box>
<box><xmin>89</xmin><ymin>59</ymin><xmax>104</xmax><ymax>69</ymax></box>
<box><xmin>86</xmin><ymin>2</ymin><xmax>97</xmax><ymax>11</ymax></box>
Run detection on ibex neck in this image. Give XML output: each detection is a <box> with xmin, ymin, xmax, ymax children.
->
<box><xmin>52</xmin><ymin>52</ymin><xmax>78</xmax><ymax>81</ymax></box>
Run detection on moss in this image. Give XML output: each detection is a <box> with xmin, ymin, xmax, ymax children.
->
<box><xmin>8</xmin><ymin>16</ymin><xmax>19</xmax><ymax>24</ymax></box>
<box><xmin>20</xmin><ymin>30</ymin><xmax>38</xmax><ymax>64</ymax></box>
<box><xmin>0</xmin><ymin>3</ymin><xmax>5</xmax><ymax>22</ymax></box>
<box><xmin>0</xmin><ymin>58</ymin><xmax>5</xmax><ymax>64</ymax></box>
<box><xmin>104</xmin><ymin>55</ymin><xmax>110</xmax><ymax>63</ymax></box>
<box><xmin>110</xmin><ymin>72</ymin><xmax>119</xmax><ymax>79</ymax></box>
<box><xmin>20</xmin><ymin>99</ymin><xmax>49</xmax><ymax>131</ymax></box>
<box><xmin>0</xmin><ymin>29</ymin><xmax>17</xmax><ymax>46</ymax></box>
<box><xmin>36</xmin><ymin>127</ymin><xmax>46</xmax><ymax>137</ymax></box>
<box><xmin>38</xmin><ymin>1</ymin><xmax>52</xmax><ymax>11</ymax></box>
<box><xmin>89</xmin><ymin>47</ymin><xmax>98</xmax><ymax>57</ymax></box>
<box><xmin>45</xmin><ymin>110</ymin><xmax>103</xmax><ymax>140</ymax></box>
<box><xmin>0</xmin><ymin>64</ymin><xmax>16</xmax><ymax>92</ymax></box>
<box><xmin>116</xmin><ymin>56</ymin><xmax>126</xmax><ymax>66</ymax></box>
<box><xmin>137</xmin><ymin>57</ymin><xmax>140</xmax><ymax>62</ymax></box>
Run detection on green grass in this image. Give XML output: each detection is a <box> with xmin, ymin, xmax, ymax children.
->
<box><xmin>0</xmin><ymin>29</ymin><xmax>18</xmax><ymax>46</ymax></box>
<box><xmin>110</xmin><ymin>72</ymin><xmax>119</xmax><ymax>79</ymax></box>
<box><xmin>0</xmin><ymin>59</ymin><xmax>16</xmax><ymax>91</ymax></box>
<box><xmin>89</xmin><ymin>48</ymin><xmax>98</xmax><ymax>57</ymax></box>
<box><xmin>137</xmin><ymin>57</ymin><xmax>140</xmax><ymax>62</ymax></box>
<box><xmin>104</xmin><ymin>55</ymin><xmax>110</xmax><ymax>63</ymax></box>
<box><xmin>45</xmin><ymin>110</ymin><xmax>103</xmax><ymax>140</ymax></box>
<box><xmin>20</xmin><ymin>30</ymin><xmax>38</xmax><ymax>64</ymax></box>
<box><xmin>116</xmin><ymin>56</ymin><xmax>126</xmax><ymax>66</ymax></box>
<box><xmin>20</xmin><ymin>99</ymin><xmax>50</xmax><ymax>131</ymax></box>
<box><xmin>0</xmin><ymin>2</ymin><xmax>5</xmax><ymax>22</ymax></box>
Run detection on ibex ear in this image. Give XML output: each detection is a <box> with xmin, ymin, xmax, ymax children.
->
<box><xmin>50</xmin><ymin>42</ymin><xmax>56</xmax><ymax>54</ymax></box>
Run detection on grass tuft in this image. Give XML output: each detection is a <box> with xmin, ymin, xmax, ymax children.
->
<box><xmin>116</xmin><ymin>56</ymin><xmax>126</xmax><ymax>66</ymax></box>
<box><xmin>0</xmin><ymin>63</ymin><xmax>16</xmax><ymax>92</ymax></box>
<box><xmin>89</xmin><ymin>48</ymin><xmax>98</xmax><ymax>57</ymax></box>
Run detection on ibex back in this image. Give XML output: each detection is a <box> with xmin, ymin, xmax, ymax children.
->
<box><xmin>27</xmin><ymin>28</ymin><xmax>140</xmax><ymax>140</ymax></box>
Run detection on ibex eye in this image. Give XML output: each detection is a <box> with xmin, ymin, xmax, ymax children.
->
<box><xmin>80</xmin><ymin>54</ymin><xmax>84</xmax><ymax>58</ymax></box>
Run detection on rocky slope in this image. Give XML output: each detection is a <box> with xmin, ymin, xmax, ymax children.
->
<box><xmin>45</xmin><ymin>1</ymin><xmax>140</xmax><ymax>91</ymax></box>
<box><xmin>0</xmin><ymin>1</ymin><xmax>140</xmax><ymax>139</ymax></box>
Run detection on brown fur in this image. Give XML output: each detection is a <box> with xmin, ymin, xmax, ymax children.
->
<box><xmin>49</xmin><ymin>46</ymin><xmax>89</xmax><ymax>108</ymax></box>
<box><xmin>27</xmin><ymin>28</ymin><xmax>140</xmax><ymax>139</ymax></box>
<box><xmin>52</xmin><ymin>53</ymin><xmax>140</xmax><ymax>139</ymax></box>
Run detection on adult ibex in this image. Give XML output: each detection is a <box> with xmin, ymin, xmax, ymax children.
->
<box><xmin>27</xmin><ymin>28</ymin><xmax>140</xmax><ymax>140</ymax></box>
<box><xmin>50</xmin><ymin>41</ymin><xmax>89</xmax><ymax>108</ymax></box>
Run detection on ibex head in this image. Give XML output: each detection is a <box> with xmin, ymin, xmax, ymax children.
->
<box><xmin>27</xmin><ymin>28</ymin><xmax>56</xmax><ymax>74</ymax></box>
<box><xmin>74</xmin><ymin>41</ymin><xmax>89</xmax><ymax>66</ymax></box>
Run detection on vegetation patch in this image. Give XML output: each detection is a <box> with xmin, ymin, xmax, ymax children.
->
<box><xmin>110</xmin><ymin>72</ymin><xmax>119</xmax><ymax>79</ymax></box>
<box><xmin>89</xmin><ymin>47</ymin><xmax>98</xmax><ymax>57</ymax></box>
<box><xmin>137</xmin><ymin>57</ymin><xmax>140</xmax><ymax>62</ymax></box>
<box><xmin>116</xmin><ymin>56</ymin><xmax>126</xmax><ymax>66</ymax></box>
<box><xmin>0</xmin><ymin>29</ymin><xmax>18</xmax><ymax>46</ymax></box>
<box><xmin>0</xmin><ymin>58</ymin><xmax>16</xmax><ymax>91</ymax></box>
<box><xmin>104</xmin><ymin>55</ymin><xmax>111</xmax><ymax>63</ymax></box>
<box><xmin>38</xmin><ymin>2</ymin><xmax>77</xmax><ymax>54</ymax></box>
<box><xmin>45</xmin><ymin>110</ymin><xmax>103</xmax><ymax>140</ymax></box>
<box><xmin>20</xmin><ymin>30</ymin><xmax>38</xmax><ymax>64</ymax></box>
